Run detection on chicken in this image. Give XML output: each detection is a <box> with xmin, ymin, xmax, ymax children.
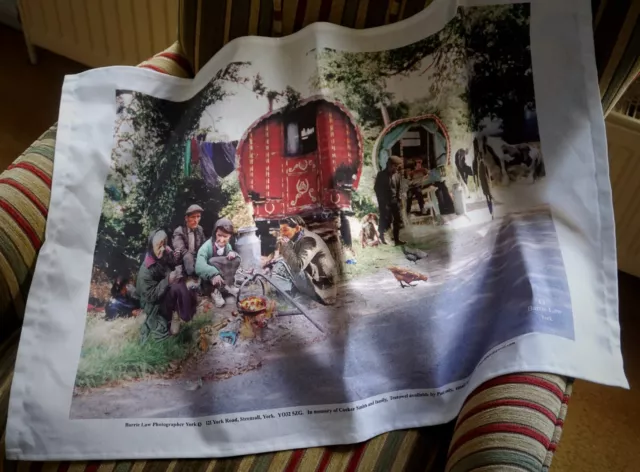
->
<box><xmin>388</xmin><ymin>266</ymin><xmax>429</xmax><ymax>288</ymax></box>
<box><xmin>402</xmin><ymin>246</ymin><xmax>428</xmax><ymax>264</ymax></box>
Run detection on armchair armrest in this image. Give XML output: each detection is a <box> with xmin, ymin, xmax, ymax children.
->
<box><xmin>0</xmin><ymin>43</ymin><xmax>191</xmax><ymax>335</ymax></box>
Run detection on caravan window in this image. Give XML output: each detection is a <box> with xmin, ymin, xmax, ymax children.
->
<box><xmin>284</xmin><ymin>104</ymin><xmax>317</xmax><ymax>156</ymax></box>
<box><xmin>285</xmin><ymin>122</ymin><xmax>300</xmax><ymax>155</ymax></box>
<box><xmin>401</xmin><ymin>131</ymin><xmax>422</xmax><ymax>148</ymax></box>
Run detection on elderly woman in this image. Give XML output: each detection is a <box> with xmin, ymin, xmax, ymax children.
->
<box><xmin>137</xmin><ymin>229</ymin><xmax>197</xmax><ymax>342</ymax></box>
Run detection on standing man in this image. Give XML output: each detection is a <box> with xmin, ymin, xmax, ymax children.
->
<box><xmin>473</xmin><ymin>137</ymin><xmax>494</xmax><ymax>219</ymax></box>
<box><xmin>374</xmin><ymin>155</ymin><xmax>406</xmax><ymax>246</ymax></box>
<box><xmin>172</xmin><ymin>204</ymin><xmax>206</xmax><ymax>277</ymax></box>
<box><xmin>478</xmin><ymin>156</ymin><xmax>494</xmax><ymax>220</ymax></box>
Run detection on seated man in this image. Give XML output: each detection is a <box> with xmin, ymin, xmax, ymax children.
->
<box><xmin>406</xmin><ymin>159</ymin><xmax>428</xmax><ymax>215</ymax></box>
<box><xmin>360</xmin><ymin>213</ymin><xmax>381</xmax><ymax>248</ymax></box>
<box><xmin>196</xmin><ymin>217</ymin><xmax>241</xmax><ymax>307</ymax></box>
<box><xmin>278</xmin><ymin>216</ymin><xmax>338</xmax><ymax>305</ymax></box>
<box><xmin>105</xmin><ymin>275</ymin><xmax>139</xmax><ymax>320</ymax></box>
<box><xmin>172</xmin><ymin>204</ymin><xmax>205</xmax><ymax>277</ymax></box>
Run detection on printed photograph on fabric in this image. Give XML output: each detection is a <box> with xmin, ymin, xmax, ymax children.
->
<box><xmin>70</xmin><ymin>3</ymin><xmax>574</xmax><ymax>419</ymax></box>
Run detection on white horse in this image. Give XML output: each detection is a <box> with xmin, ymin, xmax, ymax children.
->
<box><xmin>477</xmin><ymin>136</ymin><xmax>543</xmax><ymax>185</ymax></box>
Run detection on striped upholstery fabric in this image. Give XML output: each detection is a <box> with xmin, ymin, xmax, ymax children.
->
<box><xmin>179</xmin><ymin>0</ymin><xmax>640</xmax><ymax>108</ymax></box>
<box><xmin>137</xmin><ymin>42</ymin><xmax>193</xmax><ymax>78</ymax></box>
<box><xmin>0</xmin><ymin>126</ymin><xmax>56</xmax><ymax>336</ymax></box>
<box><xmin>0</xmin><ymin>44</ymin><xmax>189</xmax><ymax>333</ymax></box>
<box><xmin>447</xmin><ymin>375</ymin><xmax>572</xmax><ymax>472</ymax></box>
<box><xmin>0</xmin><ymin>332</ymin><xmax>19</xmax><ymax>467</ymax></box>
<box><xmin>1</xmin><ymin>22</ymin><xmax>576</xmax><ymax>472</ymax></box>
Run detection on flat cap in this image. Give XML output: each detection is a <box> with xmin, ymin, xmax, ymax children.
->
<box><xmin>185</xmin><ymin>204</ymin><xmax>204</xmax><ymax>215</ymax></box>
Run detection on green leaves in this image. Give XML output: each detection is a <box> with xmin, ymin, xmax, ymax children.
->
<box><xmin>351</xmin><ymin>189</ymin><xmax>378</xmax><ymax>218</ymax></box>
<box><xmin>312</xmin><ymin>4</ymin><xmax>533</xmax><ymax>144</ymax></box>
<box><xmin>312</xmin><ymin>18</ymin><xmax>460</xmax><ymax>134</ymax></box>
<box><xmin>464</xmin><ymin>4</ymin><xmax>535</xmax><ymax>142</ymax></box>
<box><xmin>95</xmin><ymin>63</ymin><xmax>252</xmax><ymax>277</ymax></box>
<box><xmin>251</xmin><ymin>73</ymin><xmax>302</xmax><ymax>112</ymax></box>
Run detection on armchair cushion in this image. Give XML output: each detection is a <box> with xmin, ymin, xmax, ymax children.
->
<box><xmin>0</xmin><ymin>126</ymin><xmax>55</xmax><ymax>337</ymax></box>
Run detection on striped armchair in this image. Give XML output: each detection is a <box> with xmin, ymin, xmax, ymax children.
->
<box><xmin>1</xmin><ymin>0</ymin><xmax>637</xmax><ymax>470</ymax></box>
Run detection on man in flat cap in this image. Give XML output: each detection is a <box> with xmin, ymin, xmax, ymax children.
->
<box><xmin>172</xmin><ymin>204</ymin><xmax>206</xmax><ymax>277</ymax></box>
<box><xmin>374</xmin><ymin>155</ymin><xmax>406</xmax><ymax>246</ymax></box>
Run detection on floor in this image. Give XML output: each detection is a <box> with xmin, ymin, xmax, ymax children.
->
<box><xmin>1</xmin><ymin>23</ymin><xmax>640</xmax><ymax>471</ymax></box>
<box><xmin>0</xmin><ymin>25</ymin><xmax>86</xmax><ymax>171</ymax></box>
<box><xmin>552</xmin><ymin>271</ymin><xmax>640</xmax><ymax>472</ymax></box>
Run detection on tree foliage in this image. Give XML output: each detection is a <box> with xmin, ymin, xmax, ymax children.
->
<box><xmin>95</xmin><ymin>63</ymin><xmax>251</xmax><ymax>278</ymax></box>
<box><xmin>312</xmin><ymin>5</ymin><xmax>535</xmax><ymax>145</ymax></box>
<box><xmin>252</xmin><ymin>73</ymin><xmax>302</xmax><ymax>112</ymax></box>
<box><xmin>313</xmin><ymin>14</ymin><xmax>465</xmax><ymax>131</ymax></box>
<box><xmin>464</xmin><ymin>4</ymin><xmax>536</xmax><ymax>142</ymax></box>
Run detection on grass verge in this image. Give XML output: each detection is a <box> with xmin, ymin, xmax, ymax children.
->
<box><xmin>75</xmin><ymin>313</ymin><xmax>212</xmax><ymax>388</ymax></box>
<box><xmin>343</xmin><ymin>236</ymin><xmax>437</xmax><ymax>281</ymax></box>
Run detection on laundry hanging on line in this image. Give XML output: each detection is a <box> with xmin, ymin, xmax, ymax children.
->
<box><xmin>211</xmin><ymin>141</ymin><xmax>237</xmax><ymax>178</ymax></box>
<box><xmin>184</xmin><ymin>140</ymin><xmax>191</xmax><ymax>177</ymax></box>
<box><xmin>184</xmin><ymin>138</ymin><xmax>237</xmax><ymax>187</ymax></box>
<box><xmin>199</xmin><ymin>141</ymin><xmax>220</xmax><ymax>187</ymax></box>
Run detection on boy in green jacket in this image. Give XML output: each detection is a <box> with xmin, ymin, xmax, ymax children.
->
<box><xmin>195</xmin><ymin>218</ymin><xmax>241</xmax><ymax>307</ymax></box>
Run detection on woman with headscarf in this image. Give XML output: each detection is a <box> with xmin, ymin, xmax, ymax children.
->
<box><xmin>137</xmin><ymin>229</ymin><xmax>197</xmax><ymax>342</ymax></box>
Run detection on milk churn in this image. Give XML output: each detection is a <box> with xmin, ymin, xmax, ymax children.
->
<box><xmin>236</xmin><ymin>226</ymin><xmax>261</xmax><ymax>270</ymax></box>
<box><xmin>453</xmin><ymin>183</ymin><xmax>466</xmax><ymax>216</ymax></box>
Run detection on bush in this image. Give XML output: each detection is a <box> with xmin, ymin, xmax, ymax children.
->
<box><xmin>219</xmin><ymin>177</ymin><xmax>254</xmax><ymax>229</ymax></box>
<box><xmin>351</xmin><ymin>189</ymin><xmax>378</xmax><ymax>218</ymax></box>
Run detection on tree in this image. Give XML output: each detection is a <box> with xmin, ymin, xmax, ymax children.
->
<box><xmin>252</xmin><ymin>73</ymin><xmax>302</xmax><ymax>112</ymax></box>
<box><xmin>219</xmin><ymin>177</ymin><xmax>254</xmax><ymax>229</ymax></box>
<box><xmin>312</xmin><ymin>5</ymin><xmax>536</xmax><ymax>144</ymax></box>
<box><xmin>94</xmin><ymin>62</ymin><xmax>251</xmax><ymax>278</ymax></box>
<box><xmin>464</xmin><ymin>4</ymin><xmax>536</xmax><ymax>142</ymax></box>
<box><xmin>313</xmin><ymin>15</ymin><xmax>465</xmax><ymax>131</ymax></box>
<box><xmin>311</xmin><ymin>15</ymin><xmax>466</xmax><ymax>169</ymax></box>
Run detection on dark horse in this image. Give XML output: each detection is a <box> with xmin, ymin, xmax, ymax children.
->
<box><xmin>472</xmin><ymin>137</ymin><xmax>494</xmax><ymax>219</ymax></box>
<box><xmin>455</xmin><ymin>148</ymin><xmax>475</xmax><ymax>192</ymax></box>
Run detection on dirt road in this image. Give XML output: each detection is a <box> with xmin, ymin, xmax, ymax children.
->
<box><xmin>70</xmin><ymin>208</ymin><xmax>573</xmax><ymax>419</ymax></box>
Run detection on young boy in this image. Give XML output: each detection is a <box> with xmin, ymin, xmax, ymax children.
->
<box><xmin>195</xmin><ymin>218</ymin><xmax>241</xmax><ymax>307</ymax></box>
